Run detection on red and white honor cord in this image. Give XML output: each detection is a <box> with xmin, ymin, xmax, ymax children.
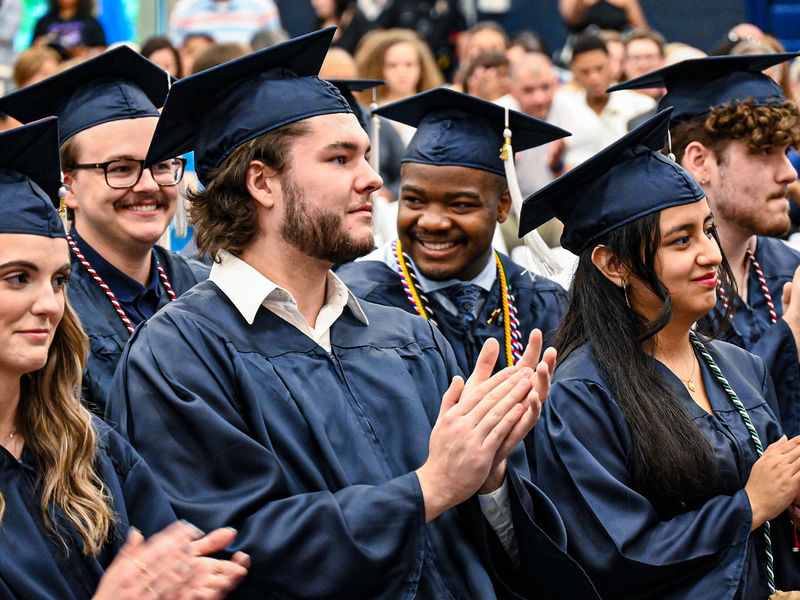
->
<box><xmin>66</xmin><ymin>233</ymin><xmax>177</xmax><ymax>335</ymax></box>
<box><xmin>718</xmin><ymin>249</ymin><xmax>778</xmax><ymax>324</ymax></box>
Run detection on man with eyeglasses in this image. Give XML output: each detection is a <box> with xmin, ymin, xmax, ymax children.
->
<box><xmin>0</xmin><ymin>46</ymin><xmax>204</xmax><ymax>416</ymax></box>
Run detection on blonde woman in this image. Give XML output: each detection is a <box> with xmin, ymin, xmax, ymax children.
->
<box><xmin>355</xmin><ymin>28</ymin><xmax>444</xmax><ymax>143</ymax></box>
<box><xmin>0</xmin><ymin>118</ymin><xmax>249</xmax><ymax>599</ymax></box>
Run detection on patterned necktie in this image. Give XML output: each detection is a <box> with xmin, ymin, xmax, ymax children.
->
<box><xmin>446</xmin><ymin>283</ymin><xmax>481</xmax><ymax>327</ymax></box>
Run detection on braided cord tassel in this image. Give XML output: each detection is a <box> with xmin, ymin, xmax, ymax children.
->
<box><xmin>393</xmin><ymin>240</ymin><xmax>431</xmax><ymax>321</ymax></box>
<box><xmin>495</xmin><ymin>253</ymin><xmax>521</xmax><ymax>366</ymax></box>
<box><xmin>690</xmin><ymin>331</ymin><xmax>775</xmax><ymax>594</ymax></box>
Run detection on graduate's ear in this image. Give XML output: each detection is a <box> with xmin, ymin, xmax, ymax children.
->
<box><xmin>680</xmin><ymin>140</ymin><xmax>714</xmax><ymax>184</ymax></box>
<box><xmin>62</xmin><ymin>170</ymin><xmax>78</xmax><ymax>210</ymax></box>
<box><xmin>591</xmin><ymin>244</ymin><xmax>629</xmax><ymax>288</ymax></box>
<box><xmin>496</xmin><ymin>187</ymin><xmax>512</xmax><ymax>224</ymax></box>
<box><xmin>246</xmin><ymin>160</ymin><xmax>279</xmax><ymax>209</ymax></box>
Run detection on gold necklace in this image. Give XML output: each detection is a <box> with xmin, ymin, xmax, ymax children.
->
<box><xmin>678</xmin><ymin>356</ymin><xmax>697</xmax><ymax>392</ymax></box>
<box><xmin>1</xmin><ymin>429</ymin><xmax>16</xmax><ymax>449</ymax></box>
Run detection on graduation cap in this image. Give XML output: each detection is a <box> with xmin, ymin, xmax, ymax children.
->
<box><xmin>145</xmin><ymin>27</ymin><xmax>352</xmax><ymax>185</ymax></box>
<box><xmin>0</xmin><ymin>45</ymin><xmax>171</xmax><ymax>143</ymax></box>
<box><xmin>0</xmin><ymin>117</ymin><xmax>65</xmax><ymax>239</ymax></box>
<box><xmin>327</xmin><ymin>79</ymin><xmax>384</xmax><ymax>130</ymax></box>
<box><xmin>608</xmin><ymin>53</ymin><xmax>799</xmax><ymax>125</ymax></box>
<box><xmin>374</xmin><ymin>87</ymin><xmax>569</xmax><ymax>177</ymax></box>
<box><xmin>519</xmin><ymin>108</ymin><xmax>704</xmax><ymax>254</ymax></box>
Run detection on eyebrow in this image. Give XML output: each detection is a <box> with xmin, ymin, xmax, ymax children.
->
<box><xmin>0</xmin><ymin>261</ymin><xmax>71</xmax><ymax>272</ymax></box>
<box><xmin>321</xmin><ymin>140</ymin><xmax>367</xmax><ymax>154</ymax></box>
<box><xmin>400</xmin><ymin>184</ymin><xmax>482</xmax><ymax>201</ymax></box>
<box><xmin>663</xmin><ymin>213</ymin><xmax>714</xmax><ymax>238</ymax></box>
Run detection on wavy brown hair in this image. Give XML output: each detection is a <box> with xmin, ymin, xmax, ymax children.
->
<box><xmin>188</xmin><ymin>121</ymin><xmax>310</xmax><ymax>260</ymax></box>
<box><xmin>353</xmin><ymin>29</ymin><xmax>444</xmax><ymax>103</ymax></box>
<box><xmin>671</xmin><ymin>99</ymin><xmax>800</xmax><ymax>163</ymax></box>
<box><xmin>1</xmin><ymin>298</ymin><xmax>114</xmax><ymax>556</ymax></box>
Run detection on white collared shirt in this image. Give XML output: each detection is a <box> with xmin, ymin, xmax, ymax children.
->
<box><xmin>210</xmin><ymin>249</ymin><xmax>516</xmax><ymax>562</ymax></box>
<box><xmin>209</xmin><ymin>250</ymin><xmax>368</xmax><ymax>352</ymax></box>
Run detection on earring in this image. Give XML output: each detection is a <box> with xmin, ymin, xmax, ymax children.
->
<box><xmin>621</xmin><ymin>277</ymin><xmax>631</xmax><ymax>308</ymax></box>
<box><xmin>700</xmin><ymin>178</ymin><xmax>707</xmax><ymax>185</ymax></box>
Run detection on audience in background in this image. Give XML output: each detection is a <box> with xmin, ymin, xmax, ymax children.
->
<box><xmin>32</xmin><ymin>0</ymin><xmax>106</xmax><ymax>57</ymax></box>
<box><xmin>140</xmin><ymin>36</ymin><xmax>182</xmax><ymax>78</ymax></box>
<box><xmin>12</xmin><ymin>46</ymin><xmax>61</xmax><ymax>89</ymax></box>
<box><xmin>622</xmin><ymin>28</ymin><xmax>666</xmax><ymax>98</ymax></box>
<box><xmin>168</xmin><ymin>0</ymin><xmax>281</xmax><ymax>47</ymax></box>
<box><xmin>312</xmin><ymin>0</ymin><xmax>373</xmax><ymax>55</ymax></box>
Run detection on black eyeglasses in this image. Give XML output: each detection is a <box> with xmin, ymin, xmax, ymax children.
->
<box><xmin>69</xmin><ymin>157</ymin><xmax>187</xmax><ymax>189</ymax></box>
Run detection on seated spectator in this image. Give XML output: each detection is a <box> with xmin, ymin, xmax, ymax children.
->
<box><xmin>559</xmin><ymin>0</ymin><xmax>647</xmax><ymax>33</ymax></box>
<box><xmin>453</xmin><ymin>20</ymin><xmax>508</xmax><ymax>90</ymax></box>
<box><xmin>355</xmin><ymin>28</ymin><xmax>444</xmax><ymax>143</ymax></box>
<box><xmin>565</xmin><ymin>32</ymin><xmax>655</xmax><ymax>146</ymax></box>
<box><xmin>463</xmin><ymin>50</ymin><xmax>511</xmax><ymax>101</ymax></box>
<box><xmin>190</xmin><ymin>42</ymin><xmax>251</xmax><ymax>74</ymax></box>
<box><xmin>32</xmin><ymin>0</ymin><xmax>106</xmax><ymax>58</ymax></box>
<box><xmin>0</xmin><ymin>117</ymin><xmax>249</xmax><ymax>600</ymax></box>
<box><xmin>375</xmin><ymin>0</ymin><xmax>465</xmax><ymax>78</ymax></box>
<box><xmin>312</xmin><ymin>0</ymin><xmax>373</xmax><ymax>56</ymax></box>
<box><xmin>168</xmin><ymin>0</ymin><xmax>281</xmax><ymax>47</ymax></box>
<box><xmin>505</xmin><ymin>30</ymin><xmax>545</xmax><ymax>65</ymax></box>
<box><xmin>12</xmin><ymin>46</ymin><xmax>61</xmax><ymax>89</ymax></box>
<box><xmin>622</xmin><ymin>28</ymin><xmax>666</xmax><ymax>99</ymax></box>
<box><xmin>250</xmin><ymin>26</ymin><xmax>288</xmax><ymax>51</ymax></box>
<box><xmin>141</xmin><ymin>36</ymin><xmax>182</xmax><ymax>78</ymax></box>
<box><xmin>177</xmin><ymin>32</ymin><xmax>214</xmax><ymax>77</ymax></box>
<box><xmin>597</xmin><ymin>29</ymin><xmax>624</xmax><ymax>82</ymax></box>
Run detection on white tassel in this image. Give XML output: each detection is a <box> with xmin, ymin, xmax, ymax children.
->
<box><xmin>369</xmin><ymin>91</ymin><xmax>397</xmax><ymax>245</ymax></box>
<box><xmin>501</xmin><ymin>107</ymin><xmax>561</xmax><ymax>278</ymax></box>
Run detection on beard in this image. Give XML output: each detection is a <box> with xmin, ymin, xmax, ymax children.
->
<box><xmin>279</xmin><ymin>175</ymin><xmax>374</xmax><ymax>264</ymax></box>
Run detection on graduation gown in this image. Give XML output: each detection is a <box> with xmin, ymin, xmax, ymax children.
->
<box><xmin>336</xmin><ymin>253</ymin><xmax>568</xmax><ymax>374</ymax></box>
<box><xmin>106</xmin><ymin>280</ymin><xmax>600</xmax><ymax>600</ymax></box>
<box><xmin>532</xmin><ymin>340</ymin><xmax>800</xmax><ymax>599</ymax></box>
<box><xmin>67</xmin><ymin>244</ymin><xmax>203</xmax><ymax>417</ymax></box>
<box><xmin>700</xmin><ymin>236</ymin><xmax>800</xmax><ymax>436</ymax></box>
<box><xmin>0</xmin><ymin>419</ymin><xmax>176</xmax><ymax>599</ymax></box>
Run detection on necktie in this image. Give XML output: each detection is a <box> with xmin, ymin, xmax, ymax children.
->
<box><xmin>446</xmin><ymin>283</ymin><xmax>481</xmax><ymax>327</ymax></box>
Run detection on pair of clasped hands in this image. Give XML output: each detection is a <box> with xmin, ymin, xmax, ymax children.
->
<box><xmin>417</xmin><ymin>330</ymin><xmax>555</xmax><ymax>522</ymax></box>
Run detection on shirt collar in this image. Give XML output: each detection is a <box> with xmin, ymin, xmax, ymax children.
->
<box><xmin>209</xmin><ymin>250</ymin><xmax>369</xmax><ymax>326</ymax></box>
<box><xmin>70</xmin><ymin>226</ymin><xmax>159</xmax><ymax>302</ymax></box>
<box><xmin>377</xmin><ymin>240</ymin><xmax>497</xmax><ymax>293</ymax></box>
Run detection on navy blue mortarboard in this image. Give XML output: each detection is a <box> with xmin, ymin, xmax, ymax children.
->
<box><xmin>0</xmin><ymin>117</ymin><xmax>65</xmax><ymax>239</ymax></box>
<box><xmin>608</xmin><ymin>53</ymin><xmax>799</xmax><ymax>126</ymax></box>
<box><xmin>373</xmin><ymin>87</ymin><xmax>570</xmax><ymax>177</ymax></box>
<box><xmin>145</xmin><ymin>27</ymin><xmax>353</xmax><ymax>185</ymax></box>
<box><xmin>327</xmin><ymin>79</ymin><xmax>384</xmax><ymax>130</ymax></box>
<box><xmin>0</xmin><ymin>45</ymin><xmax>170</xmax><ymax>143</ymax></box>
<box><xmin>519</xmin><ymin>108</ymin><xmax>705</xmax><ymax>253</ymax></box>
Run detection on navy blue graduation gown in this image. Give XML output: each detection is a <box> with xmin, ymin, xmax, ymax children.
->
<box><xmin>67</xmin><ymin>245</ymin><xmax>203</xmax><ymax>417</ymax></box>
<box><xmin>106</xmin><ymin>280</ymin><xmax>599</xmax><ymax>600</ymax></box>
<box><xmin>532</xmin><ymin>340</ymin><xmax>800</xmax><ymax>599</ymax></box>
<box><xmin>700</xmin><ymin>236</ymin><xmax>800</xmax><ymax>436</ymax></box>
<box><xmin>0</xmin><ymin>419</ymin><xmax>176</xmax><ymax>599</ymax></box>
<box><xmin>336</xmin><ymin>253</ymin><xmax>568</xmax><ymax>373</ymax></box>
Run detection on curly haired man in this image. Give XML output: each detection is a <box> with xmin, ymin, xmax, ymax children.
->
<box><xmin>612</xmin><ymin>53</ymin><xmax>800</xmax><ymax>435</ymax></box>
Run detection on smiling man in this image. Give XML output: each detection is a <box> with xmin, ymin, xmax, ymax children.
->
<box><xmin>0</xmin><ymin>47</ymin><xmax>203</xmax><ymax>415</ymax></box>
<box><xmin>106</xmin><ymin>29</ymin><xmax>599</xmax><ymax>599</ymax></box>
<box><xmin>612</xmin><ymin>53</ymin><xmax>800</xmax><ymax>435</ymax></box>
<box><xmin>337</xmin><ymin>88</ymin><xmax>570</xmax><ymax>374</ymax></box>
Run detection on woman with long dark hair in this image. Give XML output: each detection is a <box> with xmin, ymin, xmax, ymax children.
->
<box><xmin>0</xmin><ymin>119</ymin><xmax>249</xmax><ymax>599</ymax></box>
<box><xmin>521</xmin><ymin>108</ymin><xmax>800</xmax><ymax>598</ymax></box>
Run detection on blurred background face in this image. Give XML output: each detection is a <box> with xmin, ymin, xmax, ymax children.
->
<box><xmin>382</xmin><ymin>41</ymin><xmax>421</xmax><ymax>97</ymax></box>
<box><xmin>511</xmin><ymin>60</ymin><xmax>557</xmax><ymax>119</ymax></box>
<box><xmin>148</xmin><ymin>47</ymin><xmax>179</xmax><ymax>77</ymax></box>
<box><xmin>571</xmin><ymin>49</ymin><xmax>611</xmax><ymax>100</ymax></box>
<box><xmin>624</xmin><ymin>38</ymin><xmax>664</xmax><ymax>80</ymax></box>
<box><xmin>465</xmin><ymin>28</ymin><xmax>507</xmax><ymax>62</ymax></box>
